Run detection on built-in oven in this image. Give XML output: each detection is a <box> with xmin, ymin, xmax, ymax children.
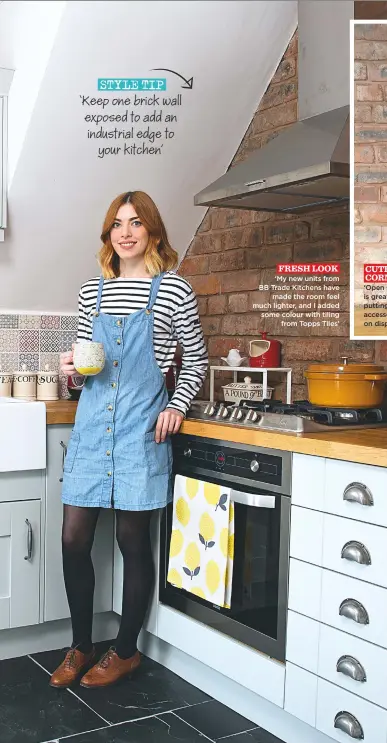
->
<box><xmin>159</xmin><ymin>434</ymin><xmax>292</xmax><ymax>663</ymax></box>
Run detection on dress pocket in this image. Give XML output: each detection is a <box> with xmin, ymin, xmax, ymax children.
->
<box><xmin>63</xmin><ymin>432</ymin><xmax>80</xmax><ymax>473</ymax></box>
<box><xmin>144</xmin><ymin>431</ymin><xmax>172</xmax><ymax>476</ymax></box>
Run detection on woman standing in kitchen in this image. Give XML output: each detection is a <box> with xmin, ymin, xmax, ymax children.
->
<box><xmin>50</xmin><ymin>190</ymin><xmax>208</xmax><ymax>689</ymax></box>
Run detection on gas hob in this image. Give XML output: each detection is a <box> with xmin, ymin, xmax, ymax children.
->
<box><xmin>186</xmin><ymin>400</ymin><xmax>387</xmax><ymax>434</ymax></box>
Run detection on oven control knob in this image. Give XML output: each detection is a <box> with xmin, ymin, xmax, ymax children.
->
<box><xmin>250</xmin><ymin>459</ymin><xmax>260</xmax><ymax>472</ymax></box>
<box><xmin>184</xmin><ymin>448</ymin><xmax>192</xmax><ymax>458</ymax></box>
<box><xmin>230</xmin><ymin>407</ymin><xmax>244</xmax><ymax>422</ymax></box>
<box><xmin>216</xmin><ymin>404</ymin><xmax>229</xmax><ymax>419</ymax></box>
<box><xmin>204</xmin><ymin>403</ymin><xmax>217</xmax><ymax>417</ymax></box>
<box><xmin>246</xmin><ymin>410</ymin><xmax>259</xmax><ymax>423</ymax></box>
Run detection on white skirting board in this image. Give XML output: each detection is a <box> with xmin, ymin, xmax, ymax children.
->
<box><xmin>157</xmin><ymin>604</ymin><xmax>285</xmax><ymax>707</ymax></box>
<box><xmin>139</xmin><ymin>631</ymin><xmax>332</xmax><ymax>743</ymax></box>
<box><xmin>0</xmin><ymin>612</ymin><xmax>120</xmax><ymax>661</ymax></box>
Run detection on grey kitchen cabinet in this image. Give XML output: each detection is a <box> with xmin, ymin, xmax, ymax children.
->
<box><xmin>0</xmin><ymin>470</ymin><xmax>45</xmax><ymax>503</ymax></box>
<box><xmin>0</xmin><ymin>498</ymin><xmax>41</xmax><ymax>630</ymax></box>
<box><xmin>44</xmin><ymin>424</ymin><xmax>115</xmax><ymax>623</ymax></box>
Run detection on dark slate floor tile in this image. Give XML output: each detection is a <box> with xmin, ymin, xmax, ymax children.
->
<box><xmin>33</xmin><ymin>641</ymin><xmax>211</xmax><ymax>725</ymax></box>
<box><xmin>75</xmin><ymin>656</ymin><xmax>211</xmax><ymax>724</ymax></box>
<box><xmin>227</xmin><ymin>729</ymin><xmax>285</xmax><ymax>742</ymax></box>
<box><xmin>0</xmin><ymin>656</ymin><xmax>104</xmax><ymax>743</ymax></box>
<box><xmin>57</xmin><ymin>712</ymin><xmax>212</xmax><ymax>742</ymax></box>
<box><xmin>176</xmin><ymin>700</ymin><xmax>256</xmax><ymax>741</ymax></box>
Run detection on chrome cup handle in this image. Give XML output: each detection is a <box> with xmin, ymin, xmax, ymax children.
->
<box><xmin>343</xmin><ymin>483</ymin><xmax>374</xmax><ymax>507</ymax></box>
<box><xmin>339</xmin><ymin>599</ymin><xmax>369</xmax><ymax>625</ymax></box>
<box><xmin>341</xmin><ymin>541</ymin><xmax>371</xmax><ymax>566</ymax></box>
<box><xmin>336</xmin><ymin>655</ymin><xmax>367</xmax><ymax>683</ymax></box>
<box><xmin>334</xmin><ymin>711</ymin><xmax>364</xmax><ymax>739</ymax></box>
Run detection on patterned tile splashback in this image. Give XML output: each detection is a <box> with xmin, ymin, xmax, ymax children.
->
<box><xmin>0</xmin><ymin>314</ymin><xmax>78</xmax><ymax>399</ymax></box>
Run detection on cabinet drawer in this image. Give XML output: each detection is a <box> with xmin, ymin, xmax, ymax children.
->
<box><xmin>318</xmin><ymin>623</ymin><xmax>387</xmax><ymax>709</ymax></box>
<box><xmin>290</xmin><ymin>505</ymin><xmax>323</xmax><ymax>565</ymax></box>
<box><xmin>288</xmin><ymin>559</ymin><xmax>322</xmax><ymax>620</ymax></box>
<box><xmin>292</xmin><ymin>454</ymin><xmax>325</xmax><ymax>510</ymax></box>
<box><xmin>316</xmin><ymin>677</ymin><xmax>387</xmax><ymax>743</ymax></box>
<box><xmin>285</xmin><ymin>663</ymin><xmax>317</xmax><ymax>728</ymax></box>
<box><xmin>321</xmin><ymin>569</ymin><xmax>387</xmax><ymax>650</ymax></box>
<box><xmin>0</xmin><ymin>470</ymin><xmax>44</xmax><ymax>503</ymax></box>
<box><xmin>324</xmin><ymin>459</ymin><xmax>387</xmax><ymax>527</ymax></box>
<box><xmin>289</xmin><ymin>560</ymin><xmax>387</xmax><ymax>650</ymax></box>
<box><xmin>286</xmin><ymin>610</ymin><xmax>319</xmax><ymax>673</ymax></box>
<box><xmin>323</xmin><ymin>513</ymin><xmax>387</xmax><ymax>588</ymax></box>
<box><xmin>291</xmin><ymin>507</ymin><xmax>387</xmax><ymax>589</ymax></box>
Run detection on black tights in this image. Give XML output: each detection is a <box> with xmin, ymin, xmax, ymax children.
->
<box><xmin>62</xmin><ymin>504</ymin><xmax>154</xmax><ymax>659</ymax></box>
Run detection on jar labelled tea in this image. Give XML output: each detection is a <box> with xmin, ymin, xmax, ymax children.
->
<box><xmin>0</xmin><ymin>371</ymin><xmax>12</xmax><ymax>397</ymax></box>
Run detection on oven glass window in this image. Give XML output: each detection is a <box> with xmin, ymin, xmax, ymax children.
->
<box><xmin>163</xmin><ymin>496</ymin><xmax>281</xmax><ymax>641</ymax></box>
<box><xmin>230</xmin><ymin>502</ymin><xmax>280</xmax><ymax>640</ymax></box>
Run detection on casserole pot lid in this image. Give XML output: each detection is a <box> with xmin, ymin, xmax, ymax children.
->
<box><xmin>306</xmin><ymin>357</ymin><xmax>385</xmax><ymax>375</ymax></box>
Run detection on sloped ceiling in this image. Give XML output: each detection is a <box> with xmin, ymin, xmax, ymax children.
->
<box><xmin>0</xmin><ymin>0</ymin><xmax>297</xmax><ymax>312</ymax></box>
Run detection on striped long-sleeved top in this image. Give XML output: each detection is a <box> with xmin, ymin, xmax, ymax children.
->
<box><xmin>76</xmin><ymin>271</ymin><xmax>208</xmax><ymax>415</ymax></box>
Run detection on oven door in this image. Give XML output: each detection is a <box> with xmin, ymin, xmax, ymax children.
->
<box><xmin>159</xmin><ymin>472</ymin><xmax>290</xmax><ymax>662</ymax></box>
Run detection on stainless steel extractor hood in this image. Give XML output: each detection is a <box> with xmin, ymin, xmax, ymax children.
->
<box><xmin>194</xmin><ymin>0</ymin><xmax>353</xmax><ymax>214</ymax></box>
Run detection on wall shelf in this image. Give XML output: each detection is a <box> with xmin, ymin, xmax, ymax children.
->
<box><xmin>210</xmin><ymin>365</ymin><xmax>292</xmax><ymax>404</ymax></box>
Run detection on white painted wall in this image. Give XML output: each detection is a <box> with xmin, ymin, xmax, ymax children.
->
<box><xmin>0</xmin><ymin>1</ymin><xmax>66</xmax><ymax>184</ymax></box>
<box><xmin>0</xmin><ymin>0</ymin><xmax>297</xmax><ymax>313</ymax></box>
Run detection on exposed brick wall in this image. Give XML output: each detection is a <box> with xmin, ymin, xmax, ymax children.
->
<box><xmin>355</xmin><ymin>2</ymin><xmax>387</xmax><ymax>20</ymax></box>
<box><xmin>354</xmin><ymin>23</ymin><xmax>387</xmax><ymax>338</ymax></box>
<box><xmin>180</xmin><ymin>31</ymin><xmax>384</xmax><ymax>402</ymax></box>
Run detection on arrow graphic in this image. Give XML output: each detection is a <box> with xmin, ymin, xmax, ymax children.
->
<box><xmin>151</xmin><ymin>68</ymin><xmax>193</xmax><ymax>89</ymax></box>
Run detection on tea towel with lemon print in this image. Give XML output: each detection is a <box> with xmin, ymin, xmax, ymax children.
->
<box><xmin>167</xmin><ymin>475</ymin><xmax>234</xmax><ymax>609</ymax></box>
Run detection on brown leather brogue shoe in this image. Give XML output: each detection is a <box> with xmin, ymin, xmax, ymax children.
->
<box><xmin>49</xmin><ymin>647</ymin><xmax>96</xmax><ymax>688</ymax></box>
<box><xmin>80</xmin><ymin>647</ymin><xmax>141</xmax><ymax>688</ymax></box>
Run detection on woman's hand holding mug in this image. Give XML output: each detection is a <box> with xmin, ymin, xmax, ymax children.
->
<box><xmin>60</xmin><ymin>341</ymin><xmax>105</xmax><ymax>378</ymax></box>
<box><xmin>60</xmin><ymin>345</ymin><xmax>76</xmax><ymax>377</ymax></box>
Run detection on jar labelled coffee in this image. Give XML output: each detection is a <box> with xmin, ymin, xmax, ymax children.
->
<box><xmin>13</xmin><ymin>364</ymin><xmax>37</xmax><ymax>400</ymax></box>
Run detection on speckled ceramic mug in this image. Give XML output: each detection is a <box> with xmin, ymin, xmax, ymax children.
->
<box><xmin>73</xmin><ymin>341</ymin><xmax>105</xmax><ymax>376</ymax></box>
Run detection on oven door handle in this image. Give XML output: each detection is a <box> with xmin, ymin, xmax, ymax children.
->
<box><xmin>230</xmin><ymin>489</ymin><xmax>276</xmax><ymax>508</ymax></box>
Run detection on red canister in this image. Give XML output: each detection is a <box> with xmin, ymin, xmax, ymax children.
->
<box><xmin>249</xmin><ymin>333</ymin><xmax>281</xmax><ymax>368</ymax></box>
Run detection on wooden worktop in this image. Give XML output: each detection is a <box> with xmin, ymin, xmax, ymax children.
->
<box><xmin>45</xmin><ymin>400</ymin><xmax>79</xmax><ymax>425</ymax></box>
<box><xmin>181</xmin><ymin>420</ymin><xmax>387</xmax><ymax>468</ymax></box>
<box><xmin>45</xmin><ymin>401</ymin><xmax>387</xmax><ymax>467</ymax></box>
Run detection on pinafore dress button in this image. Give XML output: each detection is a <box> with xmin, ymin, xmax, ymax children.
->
<box><xmin>107</xmin><ymin>404</ymin><xmax>113</xmax><ymax>411</ymax></box>
<box><xmin>116</xmin><ymin>339</ymin><xmax>121</xmax><ymax>345</ymax></box>
<box><xmin>111</xmin><ymin>382</ymin><xmax>116</xmax><ymax>388</ymax></box>
<box><xmin>113</xmin><ymin>361</ymin><xmax>118</xmax><ymax>367</ymax></box>
<box><xmin>145</xmin><ymin>309</ymin><xmax>151</xmax><ymax>315</ymax></box>
<box><xmin>116</xmin><ymin>320</ymin><xmax>122</xmax><ymax>326</ymax></box>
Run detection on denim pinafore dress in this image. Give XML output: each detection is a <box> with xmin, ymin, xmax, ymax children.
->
<box><xmin>61</xmin><ymin>272</ymin><xmax>173</xmax><ymax>511</ymax></box>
